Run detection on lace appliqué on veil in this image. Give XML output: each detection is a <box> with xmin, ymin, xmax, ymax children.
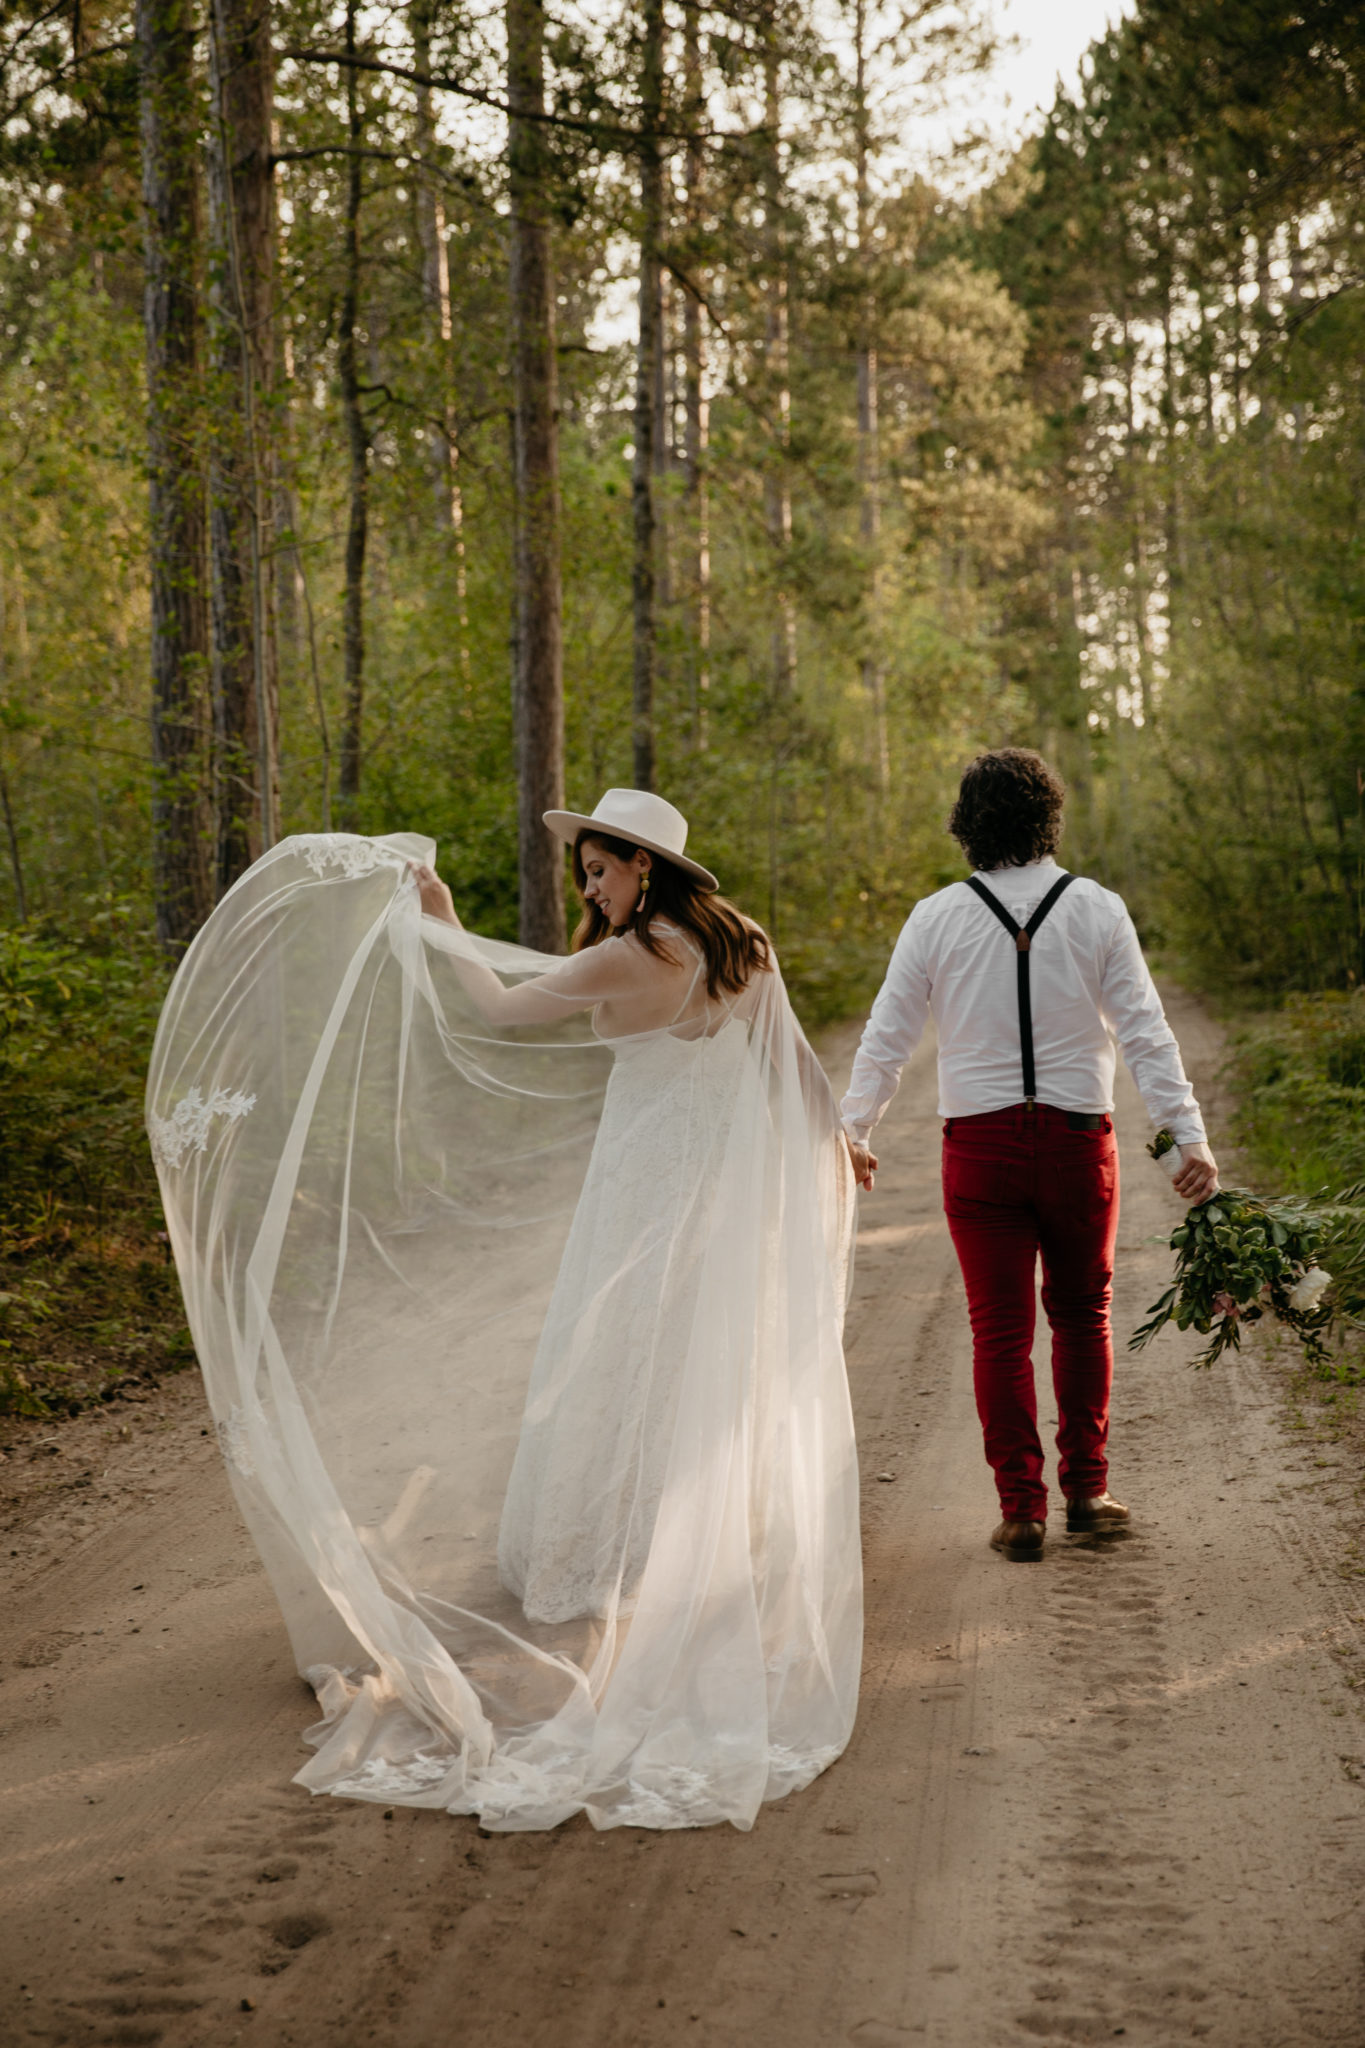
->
<box><xmin>766</xmin><ymin>1743</ymin><xmax>841</xmax><ymax>1796</ymax></box>
<box><xmin>604</xmin><ymin>1746</ymin><xmax>840</xmax><ymax>1828</ymax></box>
<box><xmin>608</xmin><ymin>1766</ymin><xmax>717</xmax><ymax>1829</ymax></box>
<box><xmin>294</xmin><ymin>834</ymin><xmax>395</xmax><ymax>880</ymax></box>
<box><xmin>328</xmin><ymin>1754</ymin><xmax>454</xmax><ymax>1797</ymax></box>
<box><xmin>148</xmin><ymin>1085</ymin><xmax>256</xmax><ymax>1172</ymax></box>
<box><xmin>215</xmin><ymin>1404</ymin><xmax>256</xmax><ymax>1480</ymax></box>
<box><xmin>317</xmin><ymin>1737</ymin><xmax>840</xmax><ymax>1825</ymax></box>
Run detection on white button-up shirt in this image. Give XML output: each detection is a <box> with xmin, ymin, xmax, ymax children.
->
<box><xmin>840</xmin><ymin>857</ymin><xmax>1207</xmax><ymax>1144</ymax></box>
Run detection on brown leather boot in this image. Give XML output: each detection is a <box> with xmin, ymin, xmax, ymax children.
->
<box><xmin>989</xmin><ymin>1518</ymin><xmax>1045</xmax><ymax>1562</ymax></box>
<box><xmin>1065</xmin><ymin>1492</ymin><xmax>1130</xmax><ymax>1533</ymax></box>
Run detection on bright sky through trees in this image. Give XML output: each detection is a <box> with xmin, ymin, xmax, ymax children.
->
<box><xmin>929</xmin><ymin>0</ymin><xmax>1135</xmax><ymax>179</ymax></box>
<box><xmin>589</xmin><ymin>0</ymin><xmax>1136</xmax><ymax>347</ymax></box>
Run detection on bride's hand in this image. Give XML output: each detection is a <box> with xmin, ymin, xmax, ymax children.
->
<box><xmin>409</xmin><ymin>861</ymin><xmax>460</xmax><ymax>927</ymax></box>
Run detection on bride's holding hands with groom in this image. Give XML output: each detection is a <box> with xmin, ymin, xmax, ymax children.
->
<box><xmin>150</xmin><ymin>743</ymin><xmax>1217</xmax><ymax>1830</ymax></box>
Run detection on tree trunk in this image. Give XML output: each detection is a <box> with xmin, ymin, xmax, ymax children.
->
<box><xmin>653</xmin><ymin>266</ymin><xmax>671</xmax><ymax>606</ymax></box>
<box><xmin>631</xmin><ymin>0</ymin><xmax>664</xmax><ymax>793</ymax></box>
<box><xmin>274</xmin><ymin>262</ymin><xmax>304</xmax><ymax>685</ymax></box>
<box><xmin>0</xmin><ymin>565</ymin><xmax>31</xmax><ymax>920</ymax></box>
<box><xmin>508</xmin><ymin>0</ymin><xmax>565</xmax><ymax>948</ymax></box>
<box><xmin>1120</xmin><ymin>309</ymin><xmax>1153</xmax><ymax>730</ymax></box>
<box><xmin>0</xmin><ymin>762</ymin><xmax>26</xmax><ymax>922</ymax></box>
<box><xmin>853</xmin><ymin>0</ymin><xmax>887</xmax><ymax>788</ymax></box>
<box><xmin>1159</xmin><ymin>268</ymin><xmax>1180</xmax><ymax>682</ymax></box>
<box><xmin>682</xmin><ymin>2</ymin><xmax>709</xmax><ymax>751</ymax></box>
<box><xmin>761</xmin><ymin>21</ymin><xmax>794</xmax><ymax>698</ymax></box>
<box><xmin>413</xmin><ymin>0</ymin><xmax>470</xmax><ymax>682</ymax></box>
<box><xmin>138</xmin><ymin>0</ymin><xmax>212</xmax><ymax>951</ymax></box>
<box><xmin>206</xmin><ymin>0</ymin><xmax>277</xmax><ymax>890</ymax></box>
<box><xmin>337</xmin><ymin>0</ymin><xmax>368</xmax><ymax>825</ymax></box>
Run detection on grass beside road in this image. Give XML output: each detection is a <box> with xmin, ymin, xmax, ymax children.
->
<box><xmin>1228</xmin><ymin>990</ymin><xmax>1365</xmax><ymax>1199</ymax></box>
<box><xmin>1222</xmin><ymin>989</ymin><xmax>1365</xmax><ymax>1387</ymax></box>
<box><xmin>0</xmin><ymin>910</ymin><xmax>190</xmax><ymax>1418</ymax></box>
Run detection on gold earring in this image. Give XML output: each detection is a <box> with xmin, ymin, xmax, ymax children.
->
<box><xmin>639</xmin><ymin>872</ymin><xmax>650</xmax><ymax>895</ymax></box>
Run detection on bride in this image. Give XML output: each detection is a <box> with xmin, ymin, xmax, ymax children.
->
<box><xmin>147</xmin><ymin>788</ymin><xmax>861</xmax><ymax>1832</ymax></box>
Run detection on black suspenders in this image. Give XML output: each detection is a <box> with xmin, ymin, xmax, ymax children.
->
<box><xmin>963</xmin><ymin>873</ymin><xmax>1077</xmax><ymax>1108</ymax></box>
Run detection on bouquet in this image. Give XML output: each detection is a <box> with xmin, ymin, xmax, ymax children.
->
<box><xmin>1130</xmin><ymin>1131</ymin><xmax>1354</xmax><ymax>1367</ymax></box>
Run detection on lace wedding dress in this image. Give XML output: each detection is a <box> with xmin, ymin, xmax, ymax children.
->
<box><xmin>147</xmin><ymin>834</ymin><xmax>861</xmax><ymax>1831</ymax></box>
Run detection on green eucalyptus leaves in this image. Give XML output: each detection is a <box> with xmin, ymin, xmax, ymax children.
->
<box><xmin>1131</xmin><ymin>1186</ymin><xmax>1341</xmax><ymax>1369</ymax></box>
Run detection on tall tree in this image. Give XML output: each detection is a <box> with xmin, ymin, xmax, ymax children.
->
<box><xmin>681</xmin><ymin>0</ymin><xmax>710</xmax><ymax>750</ymax></box>
<box><xmin>337</xmin><ymin>0</ymin><xmax>369</xmax><ymax>826</ymax></box>
<box><xmin>507</xmin><ymin>0</ymin><xmax>565</xmax><ymax>947</ymax></box>
<box><xmin>631</xmin><ymin>0</ymin><xmax>665</xmax><ymax>792</ymax></box>
<box><xmin>852</xmin><ymin>0</ymin><xmax>887</xmax><ymax>789</ymax></box>
<box><xmin>206</xmin><ymin>0</ymin><xmax>278</xmax><ymax>888</ymax></box>
<box><xmin>272</xmin><ymin>301</ymin><xmax>305</xmax><ymax>690</ymax></box>
<box><xmin>413</xmin><ymin>0</ymin><xmax>470</xmax><ymax>679</ymax></box>
<box><xmin>760</xmin><ymin>6</ymin><xmax>794</xmax><ymax>697</ymax></box>
<box><xmin>138</xmin><ymin>0</ymin><xmax>212</xmax><ymax>950</ymax></box>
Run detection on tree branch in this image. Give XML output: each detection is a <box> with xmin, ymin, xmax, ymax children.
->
<box><xmin>280</xmin><ymin>45</ymin><xmax>769</xmax><ymax>152</ymax></box>
<box><xmin>0</xmin><ymin>1</ymin><xmax>76</xmax><ymax>80</ymax></box>
<box><xmin>0</xmin><ymin>37</ymin><xmax>135</xmax><ymax>125</ymax></box>
<box><xmin>274</xmin><ymin>143</ymin><xmax>408</xmax><ymax>166</ymax></box>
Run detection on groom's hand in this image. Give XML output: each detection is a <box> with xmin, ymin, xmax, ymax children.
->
<box><xmin>845</xmin><ymin>1135</ymin><xmax>878</xmax><ymax>1192</ymax></box>
<box><xmin>1173</xmin><ymin>1140</ymin><xmax>1219</xmax><ymax>1203</ymax></box>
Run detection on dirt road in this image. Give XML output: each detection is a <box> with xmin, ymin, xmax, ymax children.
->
<box><xmin>3</xmin><ymin>991</ymin><xmax>1364</xmax><ymax>2048</ymax></box>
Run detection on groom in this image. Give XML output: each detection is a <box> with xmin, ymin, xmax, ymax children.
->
<box><xmin>842</xmin><ymin>750</ymin><xmax>1218</xmax><ymax>1561</ymax></box>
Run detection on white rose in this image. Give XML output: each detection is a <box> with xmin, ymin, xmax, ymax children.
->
<box><xmin>1288</xmin><ymin>1266</ymin><xmax>1331</xmax><ymax>1312</ymax></box>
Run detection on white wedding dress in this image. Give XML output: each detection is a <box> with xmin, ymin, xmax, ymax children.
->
<box><xmin>500</xmin><ymin>953</ymin><xmax>757</xmax><ymax>1622</ymax></box>
<box><xmin>147</xmin><ymin>834</ymin><xmax>861</xmax><ymax>1831</ymax></box>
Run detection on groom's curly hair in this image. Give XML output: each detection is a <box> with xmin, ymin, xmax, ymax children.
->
<box><xmin>949</xmin><ymin>749</ymin><xmax>1066</xmax><ymax>872</ymax></box>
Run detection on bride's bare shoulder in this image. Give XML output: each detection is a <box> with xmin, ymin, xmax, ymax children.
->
<box><xmin>610</xmin><ymin>926</ymin><xmax>676</xmax><ymax>972</ymax></box>
<box><xmin>624</xmin><ymin>918</ymin><xmax>691</xmax><ymax>967</ymax></box>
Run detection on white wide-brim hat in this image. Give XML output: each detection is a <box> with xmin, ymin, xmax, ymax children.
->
<box><xmin>543</xmin><ymin>788</ymin><xmax>719</xmax><ymax>892</ymax></box>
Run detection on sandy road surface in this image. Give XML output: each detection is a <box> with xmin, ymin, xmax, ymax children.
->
<box><xmin>3</xmin><ymin>991</ymin><xmax>1364</xmax><ymax>2048</ymax></box>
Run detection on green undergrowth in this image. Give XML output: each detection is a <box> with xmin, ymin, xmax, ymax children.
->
<box><xmin>1226</xmin><ymin>990</ymin><xmax>1365</xmax><ymax>1384</ymax></box>
<box><xmin>0</xmin><ymin>907</ymin><xmax>192</xmax><ymax>1419</ymax></box>
<box><xmin>779</xmin><ymin>933</ymin><xmax>890</xmax><ymax>1033</ymax></box>
<box><xmin>1228</xmin><ymin>991</ymin><xmax>1365</xmax><ymax>1196</ymax></box>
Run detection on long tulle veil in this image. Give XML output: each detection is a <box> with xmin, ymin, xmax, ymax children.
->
<box><xmin>146</xmin><ymin>832</ymin><xmax>861</xmax><ymax>1831</ymax></box>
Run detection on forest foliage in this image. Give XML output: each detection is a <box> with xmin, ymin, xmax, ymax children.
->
<box><xmin>0</xmin><ymin>0</ymin><xmax>1362</xmax><ymax>1405</ymax></box>
<box><xmin>984</xmin><ymin>0</ymin><xmax>1365</xmax><ymax>990</ymax></box>
<box><xmin>1</xmin><ymin>0</ymin><xmax>1358</xmax><ymax>980</ymax></box>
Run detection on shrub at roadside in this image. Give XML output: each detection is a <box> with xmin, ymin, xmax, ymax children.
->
<box><xmin>0</xmin><ymin>910</ymin><xmax>191</xmax><ymax>1417</ymax></box>
<box><xmin>1206</xmin><ymin>993</ymin><xmax>1365</xmax><ymax>1382</ymax></box>
<box><xmin>1228</xmin><ymin>992</ymin><xmax>1365</xmax><ymax>1197</ymax></box>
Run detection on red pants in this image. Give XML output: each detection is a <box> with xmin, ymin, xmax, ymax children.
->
<box><xmin>942</xmin><ymin>1104</ymin><xmax>1119</xmax><ymax>1522</ymax></box>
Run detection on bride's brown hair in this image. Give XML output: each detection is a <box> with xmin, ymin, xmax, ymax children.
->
<box><xmin>571</xmin><ymin>831</ymin><xmax>771</xmax><ymax>999</ymax></box>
